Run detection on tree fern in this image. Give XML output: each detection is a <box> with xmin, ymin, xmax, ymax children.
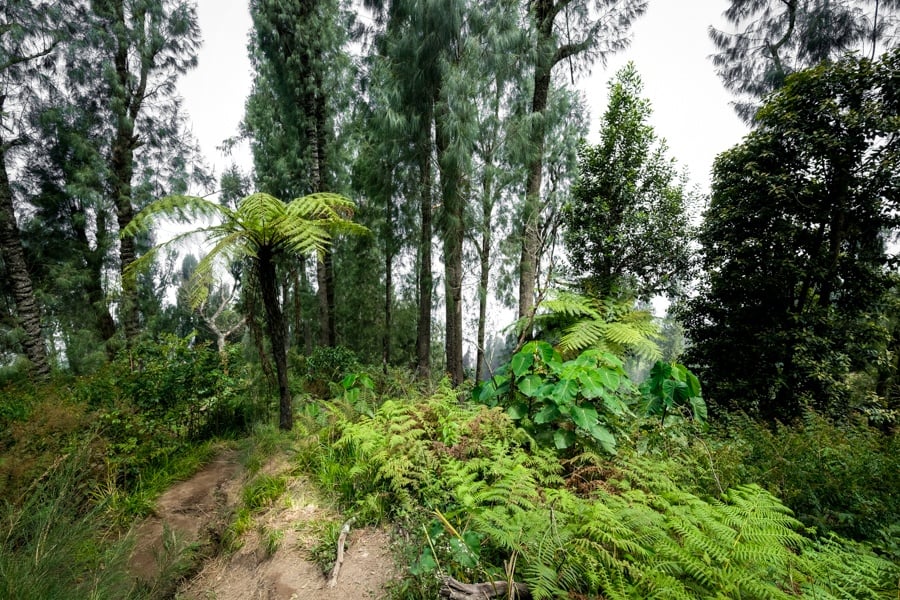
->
<box><xmin>536</xmin><ymin>290</ymin><xmax>662</xmax><ymax>360</ymax></box>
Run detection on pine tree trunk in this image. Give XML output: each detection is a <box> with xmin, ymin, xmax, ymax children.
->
<box><xmin>258</xmin><ymin>251</ymin><xmax>292</xmax><ymax>431</ymax></box>
<box><xmin>416</xmin><ymin>127</ymin><xmax>434</xmax><ymax>379</ymax></box>
<box><xmin>0</xmin><ymin>141</ymin><xmax>50</xmax><ymax>379</ymax></box>
<box><xmin>383</xmin><ymin>207</ymin><xmax>393</xmax><ymax>372</ymax></box>
<box><xmin>476</xmin><ymin>169</ymin><xmax>493</xmax><ymax>380</ymax></box>
<box><xmin>436</xmin><ymin>111</ymin><xmax>464</xmax><ymax>386</ymax></box>
<box><xmin>518</xmin><ymin>65</ymin><xmax>550</xmax><ymax>321</ymax></box>
<box><xmin>110</xmin><ymin>0</ymin><xmax>146</xmax><ymax>347</ymax></box>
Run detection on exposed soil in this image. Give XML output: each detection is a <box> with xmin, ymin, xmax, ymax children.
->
<box><xmin>127</xmin><ymin>449</ymin><xmax>397</xmax><ymax>599</ymax></box>
<box><xmin>129</xmin><ymin>450</ymin><xmax>243</xmax><ymax>583</ymax></box>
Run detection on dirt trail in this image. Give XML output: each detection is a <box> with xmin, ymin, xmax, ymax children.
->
<box><xmin>128</xmin><ymin>449</ymin><xmax>397</xmax><ymax>599</ymax></box>
<box><xmin>129</xmin><ymin>450</ymin><xmax>243</xmax><ymax>582</ymax></box>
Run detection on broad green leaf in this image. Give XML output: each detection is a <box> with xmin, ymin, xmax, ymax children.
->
<box><xmin>518</xmin><ymin>374</ymin><xmax>544</xmax><ymax>397</ymax></box>
<box><xmin>449</xmin><ymin>537</ymin><xmax>478</xmax><ymax>568</ymax></box>
<box><xmin>554</xmin><ymin>429</ymin><xmax>575</xmax><ymax>450</ymax></box>
<box><xmin>602</xmin><ymin>393</ymin><xmax>629</xmax><ymax>416</ymax></box>
<box><xmin>534</xmin><ymin>404</ymin><xmax>561</xmax><ymax>424</ymax></box>
<box><xmin>686</xmin><ymin>370</ymin><xmax>702</xmax><ymax>398</ymax></box>
<box><xmin>578</xmin><ymin>370</ymin><xmax>606</xmax><ymax>399</ymax></box>
<box><xmin>510</xmin><ymin>352</ymin><xmax>534</xmax><ymax>378</ymax></box>
<box><xmin>597</xmin><ymin>368</ymin><xmax>621</xmax><ymax>391</ymax></box>
<box><xmin>570</xmin><ymin>404</ymin><xmax>599</xmax><ymax>430</ymax></box>
<box><xmin>551</xmin><ymin>378</ymin><xmax>578</xmax><ymax>405</ymax></box>
<box><xmin>690</xmin><ymin>396</ymin><xmax>708</xmax><ymax>424</ymax></box>
<box><xmin>589</xmin><ymin>423</ymin><xmax>617</xmax><ymax>454</ymax></box>
<box><xmin>507</xmin><ymin>401</ymin><xmax>529</xmax><ymax>420</ymax></box>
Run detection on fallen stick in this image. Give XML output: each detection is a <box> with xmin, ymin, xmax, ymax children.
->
<box><xmin>327</xmin><ymin>517</ymin><xmax>357</xmax><ymax>588</ymax></box>
<box><xmin>439</xmin><ymin>576</ymin><xmax>532</xmax><ymax>599</ymax></box>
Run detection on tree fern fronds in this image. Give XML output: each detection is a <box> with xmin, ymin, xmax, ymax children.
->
<box><xmin>534</xmin><ymin>290</ymin><xmax>662</xmax><ymax>360</ymax></box>
<box><xmin>120</xmin><ymin>194</ymin><xmax>229</xmax><ymax>238</ymax></box>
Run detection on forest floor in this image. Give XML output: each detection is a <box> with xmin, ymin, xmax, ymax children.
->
<box><xmin>127</xmin><ymin>449</ymin><xmax>397</xmax><ymax>599</ymax></box>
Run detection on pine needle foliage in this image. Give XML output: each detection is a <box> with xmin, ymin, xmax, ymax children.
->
<box><xmin>314</xmin><ymin>384</ymin><xmax>899</xmax><ymax>599</ymax></box>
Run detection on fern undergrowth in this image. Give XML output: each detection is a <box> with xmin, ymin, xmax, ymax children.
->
<box><xmin>301</xmin><ymin>381</ymin><xmax>900</xmax><ymax>599</ymax></box>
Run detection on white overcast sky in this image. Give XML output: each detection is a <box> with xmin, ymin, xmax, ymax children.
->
<box><xmin>177</xmin><ymin>1</ymin><xmax>749</xmax><ymax>194</ymax></box>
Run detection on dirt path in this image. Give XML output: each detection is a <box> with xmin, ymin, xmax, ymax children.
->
<box><xmin>127</xmin><ymin>449</ymin><xmax>397</xmax><ymax>599</ymax></box>
<box><xmin>129</xmin><ymin>450</ymin><xmax>243</xmax><ymax>583</ymax></box>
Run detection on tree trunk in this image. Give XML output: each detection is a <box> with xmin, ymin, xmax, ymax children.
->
<box><xmin>110</xmin><ymin>0</ymin><xmax>146</xmax><ymax>347</ymax></box>
<box><xmin>518</xmin><ymin>53</ymin><xmax>551</xmax><ymax>322</ymax></box>
<box><xmin>0</xmin><ymin>141</ymin><xmax>50</xmax><ymax>378</ymax></box>
<box><xmin>309</xmin><ymin>79</ymin><xmax>336</xmax><ymax>347</ymax></box>
<box><xmin>416</xmin><ymin>121</ymin><xmax>434</xmax><ymax>379</ymax></box>
<box><xmin>436</xmin><ymin>110</ymin><xmax>464</xmax><ymax>386</ymax></box>
<box><xmin>383</xmin><ymin>202</ymin><xmax>393</xmax><ymax>373</ymax></box>
<box><xmin>476</xmin><ymin>166</ymin><xmax>494</xmax><ymax>380</ymax></box>
<box><xmin>258</xmin><ymin>251</ymin><xmax>292</xmax><ymax>431</ymax></box>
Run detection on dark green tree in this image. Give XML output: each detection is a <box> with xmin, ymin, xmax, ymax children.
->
<box><xmin>710</xmin><ymin>0</ymin><xmax>899</xmax><ymax>121</ymax></box>
<box><xmin>682</xmin><ymin>50</ymin><xmax>900</xmax><ymax>422</ymax></box>
<box><xmin>0</xmin><ymin>1</ymin><xmax>81</xmax><ymax>377</ymax></box>
<box><xmin>563</xmin><ymin>63</ymin><xmax>692</xmax><ymax>301</ymax></box>
<box><xmin>247</xmin><ymin>0</ymin><xmax>353</xmax><ymax>349</ymax></box>
<box><xmin>87</xmin><ymin>0</ymin><xmax>203</xmax><ymax>345</ymax></box>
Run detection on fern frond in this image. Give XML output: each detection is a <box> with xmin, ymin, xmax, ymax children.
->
<box><xmin>121</xmin><ymin>194</ymin><xmax>229</xmax><ymax>238</ymax></box>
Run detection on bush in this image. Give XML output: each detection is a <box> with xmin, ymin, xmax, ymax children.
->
<box><xmin>303</xmin><ymin>345</ymin><xmax>359</xmax><ymax>398</ymax></box>
<box><xmin>705</xmin><ymin>412</ymin><xmax>900</xmax><ymax>554</ymax></box>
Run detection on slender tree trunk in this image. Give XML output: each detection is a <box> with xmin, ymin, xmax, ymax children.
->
<box><xmin>518</xmin><ymin>64</ymin><xmax>550</xmax><ymax>321</ymax></box>
<box><xmin>383</xmin><ymin>194</ymin><xmax>393</xmax><ymax>373</ymax></box>
<box><xmin>293</xmin><ymin>266</ymin><xmax>303</xmax><ymax>350</ymax></box>
<box><xmin>415</xmin><ymin>124</ymin><xmax>434</xmax><ymax>379</ymax></box>
<box><xmin>436</xmin><ymin>111</ymin><xmax>464</xmax><ymax>386</ymax></box>
<box><xmin>309</xmin><ymin>80</ymin><xmax>336</xmax><ymax>347</ymax></box>
<box><xmin>110</xmin><ymin>0</ymin><xmax>147</xmax><ymax>347</ymax></box>
<box><xmin>258</xmin><ymin>250</ymin><xmax>292</xmax><ymax>431</ymax></box>
<box><xmin>0</xmin><ymin>140</ymin><xmax>50</xmax><ymax>378</ymax></box>
<box><xmin>476</xmin><ymin>167</ymin><xmax>494</xmax><ymax>380</ymax></box>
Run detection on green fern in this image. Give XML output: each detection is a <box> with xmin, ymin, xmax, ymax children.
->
<box><xmin>536</xmin><ymin>290</ymin><xmax>662</xmax><ymax>360</ymax></box>
<box><xmin>309</xmin><ymin>383</ymin><xmax>900</xmax><ymax>600</ymax></box>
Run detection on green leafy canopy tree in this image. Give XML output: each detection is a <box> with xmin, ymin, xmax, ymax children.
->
<box><xmin>563</xmin><ymin>62</ymin><xmax>693</xmax><ymax>302</ymax></box>
<box><xmin>682</xmin><ymin>49</ymin><xmax>900</xmax><ymax>422</ymax></box>
<box><xmin>122</xmin><ymin>192</ymin><xmax>366</xmax><ymax>431</ymax></box>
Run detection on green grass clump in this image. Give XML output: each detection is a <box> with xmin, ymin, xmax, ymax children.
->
<box><xmin>0</xmin><ymin>448</ymin><xmax>136</xmax><ymax>600</ymax></box>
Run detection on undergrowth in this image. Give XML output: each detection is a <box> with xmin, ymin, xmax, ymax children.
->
<box><xmin>300</xmin><ymin>380</ymin><xmax>900</xmax><ymax>599</ymax></box>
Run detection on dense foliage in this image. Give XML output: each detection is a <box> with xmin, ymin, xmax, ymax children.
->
<box><xmin>2</xmin><ymin>1</ymin><xmax>900</xmax><ymax>598</ymax></box>
<box><xmin>683</xmin><ymin>49</ymin><xmax>900</xmax><ymax>422</ymax></box>
<box><xmin>564</xmin><ymin>63</ymin><xmax>692</xmax><ymax>300</ymax></box>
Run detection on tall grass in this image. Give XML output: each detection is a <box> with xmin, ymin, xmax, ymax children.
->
<box><xmin>0</xmin><ymin>444</ymin><xmax>137</xmax><ymax>600</ymax></box>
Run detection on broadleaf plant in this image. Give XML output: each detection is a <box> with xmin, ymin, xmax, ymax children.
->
<box><xmin>475</xmin><ymin>341</ymin><xmax>635</xmax><ymax>454</ymax></box>
<box><xmin>640</xmin><ymin>361</ymin><xmax>708</xmax><ymax>425</ymax></box>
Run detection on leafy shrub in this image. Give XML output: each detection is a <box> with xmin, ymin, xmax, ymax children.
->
<box><xmin>706</xmin><ymin>412</ymin><xmax>900</xmax><ymax>554</ymax></box>
<box><xmin>639</xmin><ymin>361</ymin><xmax>708</xmax><ymax>425</ymax></box>
<box><xmin>303</xmin><ymin>345</ymin><xmax>359</xmax><ymax>397</ymax></box>
<box><xmin>475</xmin><ymin>341</ymin><xmax>635</xmax><ymax>453</ymax></box>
